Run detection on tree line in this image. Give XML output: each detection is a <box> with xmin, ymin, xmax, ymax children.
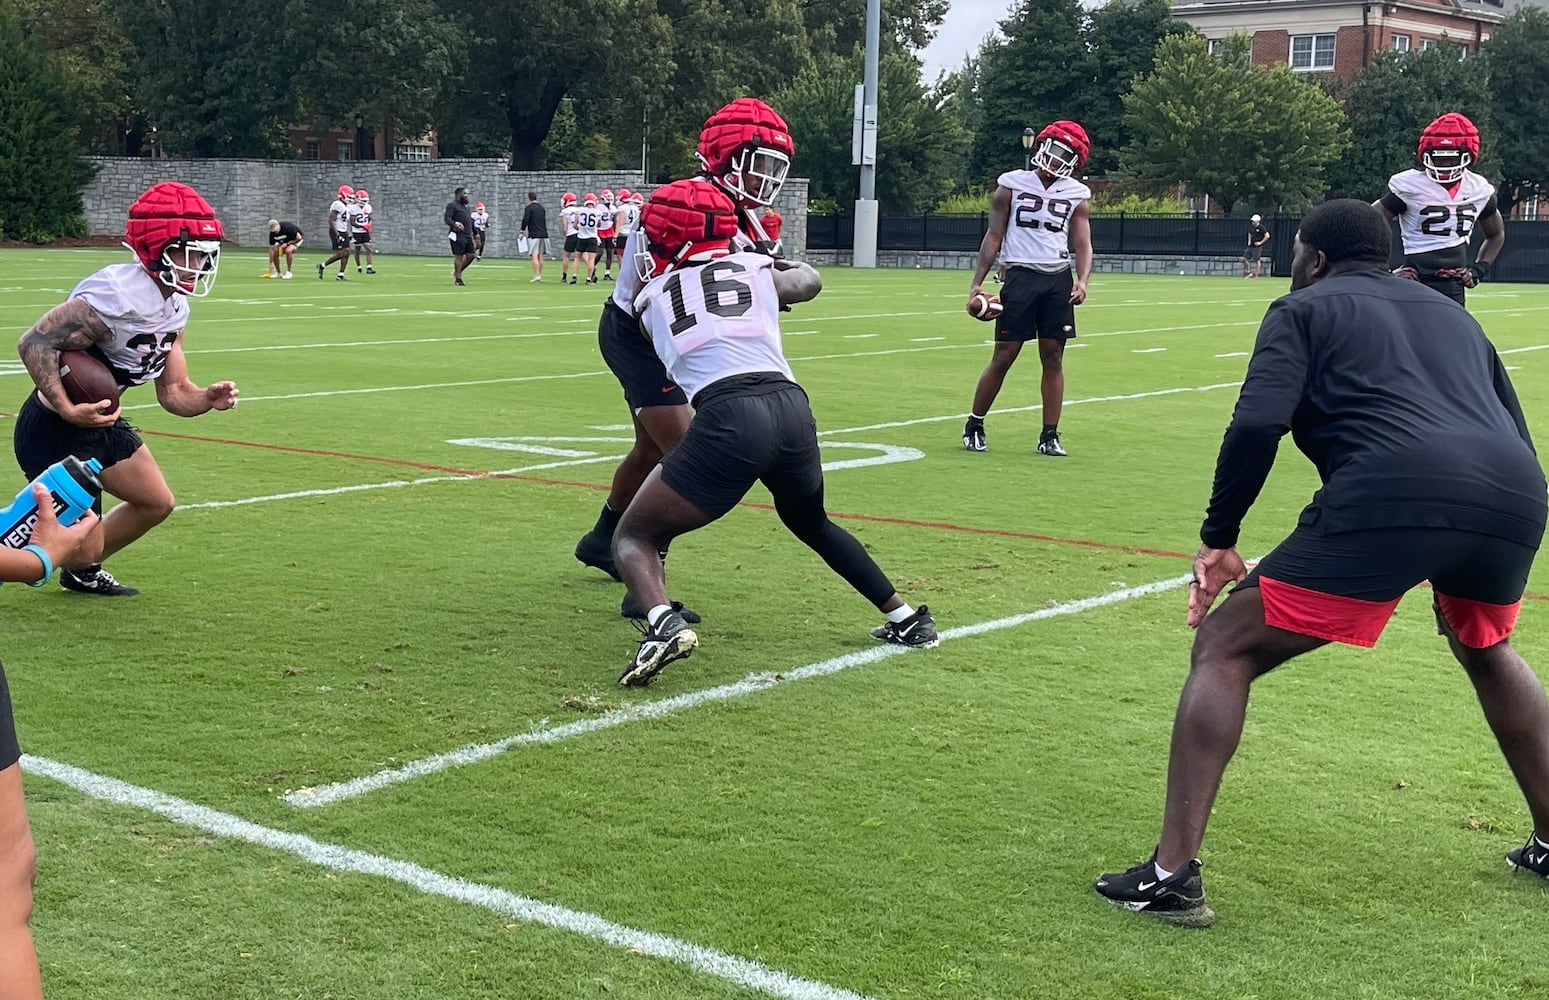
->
<box><xmin>2</xmin><ymin>0</ymin><xmax>1546</xmax><ymax>241</ymax></box>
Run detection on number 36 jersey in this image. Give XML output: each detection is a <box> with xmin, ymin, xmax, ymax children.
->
<box><xmin>997</xmin><ymin>170</ymin><xmax>1091</xmax><ymax>272</ymax></box>
<box><xmin>69</xmin><ymin>262</ymin><xmax>187</xmax><ymax>386</ymax></box>
<box><xmin>1383</xmin><ymin>168</ymin><xmax>1496</xmax><ymax>261</ymax></box>
<box><xmin>633</xmin><ymin>252</ymin><xmax>791</xmax><ymax>402</ymax></box>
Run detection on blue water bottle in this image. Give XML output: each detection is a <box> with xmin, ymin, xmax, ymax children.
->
<box><xmin>0</xmin><ymin>455</ymin><xmax>103</xmax><ymax>550</ymax></box>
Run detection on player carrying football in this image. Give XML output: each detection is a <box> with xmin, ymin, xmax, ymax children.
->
<box><xmin>1375</xmin><ymin>112</ymin><xmax>1504</xmax><ymax>306</ymax></box>
<box><xmin>613</xmin><ymin>180</ymin><xmax>938</xmax><ymax>686</ymax></box>
<box><xmin>962</xmin><ymin>120</ymin><xmax>1093</xmax><ymax>458</ymax></box>
<box><xmin>13</xmin><ymin>182</ymin><xmax>240</xmax><ymax>596</ymax></box>
<box><xmin>572</xmin><ymin>97</ymin><xmax>794</xmax><ymax>623</ymax></box>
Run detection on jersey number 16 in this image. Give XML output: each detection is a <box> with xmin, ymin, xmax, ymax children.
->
<box><xmin>664</xmin><ymin>260</ymin><xmax>754</xmax><ymax>335</ymax></box>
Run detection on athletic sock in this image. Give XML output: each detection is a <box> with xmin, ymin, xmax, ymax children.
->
<box><xmin>593</xmin><ymin>503</ymin><xmax>623</xmax><ymax>537</ymax></box>
<box><xmin>886</xmin><ymin>604</ymin><xmax>915</xmax><ymax>623</ymax></box>
<box><xmin>1041</xmin><ymin>423</ymin><xmax>1058</xmax><ymax>438</ymax></box>
<box><xmin>1153</xmin><ymin>861</ymin><xmax>1174</xmax><ymax>881</ymax></box>
<box><xmin>1536</xmin><ymin>834</ymin><xmax>1549</xmax><ymax>851</ymax></box>
<box><xmin>969</xmin><ymin>412</ymin><xmax>985</xmax><ymax>422</ymax></box>
<box><xmin>646</xmin><ymin>604</ymin><xmax>674</xmax><ymax>628</ymax></box>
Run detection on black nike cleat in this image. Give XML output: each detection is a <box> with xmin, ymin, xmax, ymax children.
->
<box><xmin>869</xmin><ymin>605</ymin><xmax>939</xmax><ymax>648</ymax></box>
<box><xmin>619</xmin><ymin>612</ymin><xmax>698</xmax><ymax>687</ymax></box>
<box><xmin>1094</xmin><ymin>853</ymin><xmax>1215</xmax><ymax>927</ymax></box>
<box><xmin>59</xmin><ymin>565</ymin><xmax>139</xmax><ymax>597</ymax></box>
<box><xmin>619</xmin><ymin>593</ymin><xmax>702</xmax><ymax>625</ymax></box>
<box><xmin>1037</xmin><ymin>430</ymin><xmax>1068</xmax><ymax>457</ymax></box>
<box><xmin>1507</xmin><ymin>836</ymin><xmax>1549</xmax><ymax>878</ymax></box>
<box><xmin>963</xmin><ymin>418</ymin><xmax>987</xmax><ymax>452</ymax></box>
<box><xmin>574</xmin><ymin>532</ymin><xmax>621</xmax><ymax>581</ymax></box>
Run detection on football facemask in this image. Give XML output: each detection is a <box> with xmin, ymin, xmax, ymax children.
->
<box><xmin>160</xmin><ymin>239</ymin><xmax>223</xmax><ymax>297</ymax></box>
<box><xmin>1032</xmin><ymin>137</ymin><xmax>1082</xmax><ymax>178</ymax></box>
<box><xmin>1422</xmin><ymin>148</ymin><xmax>1472</xmax><ymax>184</ymax></box>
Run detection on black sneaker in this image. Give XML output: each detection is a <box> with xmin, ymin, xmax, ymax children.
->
<box><xmin>870</xmin><ymin>605</ymin><xmax>939</xmax><ymax>647</ymax></box>
<box><xmin>59</xmin><ymin>565</ymin><xmax>139</xmax><ymax>597</ymax></box>
<box><xmin>620</xmin><ymin>594</ymin><xmax>702</xmax><ymax>625</ymax></box>
<box><xmin>1037</xmin><ymin>430</ymin><xmax>1067</xmax><ymax>457</ymax></box>
<box><xmin>316</xmin><ymin>263</ymin><xmax>325</xmax><ymax>280</ymax></box>
<box><xmin>574</xmin><ymin>532</ymin><xmax>621</xmax><ymax>581</ymax></box>
<box><xmin>604</xmin><ymin>273</ymin><xmax>614</xmax><ymax>281</ymax></box>
<box><xmin>570</xmin><ymin>276</ymin><xmax>578</xmax><ymax>285</ymax></box>
<box><xmin>963</xmin><ymin>418</ymin><xmax>987</xmax><ymax>452</ymax></box>
<box><xmin>1507</xmin><ymin>836</ymin><xmax>1549</xmax><ymax>878</ymax></box>
<box><xmin>619</xmin><ymin>612</ymin><xmax>698</xmax><ymax>687</ymax></box>
<box><xmin>365</xmin><ymin>266</ymin><xmax>376</xmax><ymax>274</ymax></box>
<box><xmin>336</xmin><ymin>273</ymin><xmax>349</xmax><ymax>282</ymax></box>
<box><xmin>1094</xmin><ymin>853</ymin><xmax>1215</xmax><ymax>928</ymax></box>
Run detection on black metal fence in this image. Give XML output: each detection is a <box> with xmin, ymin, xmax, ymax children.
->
<box><xmin>807</xmin><ymin>213</ymin><xmax>1549</xmax><ymax>283</ymax></box>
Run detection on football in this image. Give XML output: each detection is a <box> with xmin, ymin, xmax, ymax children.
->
<box><xmin>59</xmin><ymin>350</ymin><xmax>120</xmax><ymax>405</ymax></box>
<box><xmin>967</xmin><ymin>291</ymin><xmax>1004</xmax><ymax>322</ymax></box>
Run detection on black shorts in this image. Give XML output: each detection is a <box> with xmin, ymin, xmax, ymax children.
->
<box><xmin>613</xmin><ymin>235</ymin><xmax>628</xmax><ymax>250</ymax></box>
<box><xmin>0</xmin><ymin>661</ymin><xmax>16</xmax><ymax>771</ymax></box>
<box><xmin>598</xmin><ymin>300</ymin><xmax>687</xmax><ymax>409</ymax></box>
<box><xmin>352</xmin><ymin>232</ymin><xmax>371</xmax><ymax>245</ymax></box>
<box><xmin>330</xmin><ymin>232</ymin><xmax>350</xmax><ymax>250</ymax></box>
<box><xmin>564</xmin><ymin>234</ymin><xmax>579</xmax><ymax>253</ymax></box>
<box><xmin>15</xmin><ymin>390</ymin><xmax>142</xmax><ymax>479</ymax></box>
<box><xmin>660</xmin><ymin>376</ymin><xmax>821</xmax><ymax>520</ymax></box>
<box><xmin>577</xmin><ymin>237</ymin><xmax>601</xmax><ymax>254</ymax></box>
<box><xmin>450</xmin><ymin>235</ymin><xmax>475</xmax><ymax>256</ymax></box>
<box><xmin>996</xmin><ymin>267</ymin><xmax>1076</xmax><ymax>342</ymax></box>
<box><xmin>1244</xmin><ymin>245</ymin><xmax>1264</xmax><ymax>262</ymax></box>
<box><xmin>1241</xmin><ymin>521</ymin><xmax>1539</xmax><ymax>648</ymax></box>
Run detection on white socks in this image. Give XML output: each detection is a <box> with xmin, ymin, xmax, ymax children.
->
<box><xmin>886</xmin><ymin>604</ymin><xmax>915</xmax><ymax>624</ymax></box>
<box><xmin>1153</xmin><ymin>861</ymin><xmax>1174</xmax><ymax>881</ymax></box>
<box><xmin>647</xmin><ymin>604</ymin><xmax>674</xmax><ymax>628</ymax></box>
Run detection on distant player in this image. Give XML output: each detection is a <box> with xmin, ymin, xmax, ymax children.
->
<box><xmin>470</xmin><ymin>200</ymin><xmax>489</xmax><ymax>259</ymax></box>
<box><xmin>575</xmin><ymin>193</ymin><xmax>603</xmax><ymax>284</ymax></box>
<box><xmin>350</xmin><ymin>189</ymin><xmax>375</xmax><ymax>274</ymax></box>
<box><xmin>962</xmin><ymin>120</ymin><xmax>1093</xmax><ymax>458</ymax></box>
<box><xmin>13</xmin><ymin>181</ymin><xmax>240</xmax><ymax>596</ymax></box>
<box><xmin>613</xmin><ymin>180</ymin><xmax>938</xmax><ymax>686</ymax></box>
<box><xmin>560</xmin><ymin>191</ymin><xmax>580</xmax><ymax>285</ymax></box>
<box><xmin>1242</xmin><ymin>214</ymin><xmax>1269</xmax><ymax>279</ymax></box>
<box><xmin>1375</xmin><ymin>112</ymin><xmax>1504</xmax><ymax>306</ymax></box>
<box><xmin>572</xmin><ymin>97</ymin><xmax>795</xmax><ymax>623</ymax></box>
<box><xmin>318</xmin><ymin>184</ymin><xmax>354</xmax><ymax>281</ymax></box>
<box><xmin>597</xmin><ymin>189</ymin><xmax>617</xmax><ymax>280</ymax></box>
<box><xmin>265</xmin><ymin>219</ymin><xmax>303</xmax><ymax>278</ymax></box>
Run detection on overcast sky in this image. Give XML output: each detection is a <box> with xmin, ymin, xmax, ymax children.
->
<box><xmin>919</xmin><ymin>0</ymin><xmax>1102</xmax><ymax>83</ymax></box>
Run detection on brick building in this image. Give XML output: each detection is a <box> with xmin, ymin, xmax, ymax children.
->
<box><xmin>1170</xmin><ymin>0</ymin><xmax>1537</xmax><ymax>81</ymax></box>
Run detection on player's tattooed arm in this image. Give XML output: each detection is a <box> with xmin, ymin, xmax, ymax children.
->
<box><xmin>970</xmin><ymin>185</ymin><xmax>1011</xmax><ymax>292</ymax></box>
<box><xmin>17</xmin><ymin>299</ymin><xmax>114</xmax><ymax>405</ymax></box>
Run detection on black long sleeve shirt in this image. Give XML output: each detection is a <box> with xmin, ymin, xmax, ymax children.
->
<box><xmin>1202</xmin><ymin>268</ymin><xmax>1545</xmax><ymax>550</ymax></box>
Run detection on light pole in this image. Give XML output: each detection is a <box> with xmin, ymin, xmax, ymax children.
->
<box><xmin>1021</xmin><ymin>127</ymin><xmax>1037</xmax><ymax>171</ymax></box>
<box><xmin>354</xmin><ymin>112</ymin><xmax>366</xmax><ymax>161</ymax></box>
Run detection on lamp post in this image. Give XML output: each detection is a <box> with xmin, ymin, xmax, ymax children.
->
<box><xmin>354</xmin><ymin>112</ymin><xmax>366</xmax><ymax>161</ymax></box>
<box><xmin>1021</xmin><ymin>127</ymin><xmax>1037</xmax><ymax>171</ymax></box>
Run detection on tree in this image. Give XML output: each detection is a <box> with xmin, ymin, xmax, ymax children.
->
<box><xmin>800</xmin><ymin>0</ymin><xmax>948</xmax><ymax>57</ymax></box>
<box><xmin>1322</xmin><ymin>46</ymin><xmax>1493</xmax><ymax>202</ymax></box>
<box><xmin>1484</xmin><ymin>7</ymin><xmax>1549</xmax><ymax>213</ymax></box>
<box><xmin>5</xmin><ymin>0</ymin><xmax>137</xmax><ymax>154</ymax></box>
<box><xmin>1120</xmin><ymin>34</ymin><xmax>1348</xmax><ymax>215</ymax></box>
<box><xmin>969</xmin><ymin>0</ymin><xmax>1094</xmax><ymax>184</ymax></box>
<box><xmin>776</xmin><ymin>48</ymin><xmax>968</xmax><ymax>213</ymax></box>
<box><xmin>1082</xmin><ymin>0</ymin><xmax>1192</xmax><ymax>175</ymax></box>
<box><xmin>0</xmin><ymin>6</ymin><xmax>95</xmax><ymax>241</ymax></box>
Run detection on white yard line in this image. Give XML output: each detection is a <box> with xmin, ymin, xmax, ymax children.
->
<box><xmin>21</xmin><ymin>755</ymin><xmax>878</xmax><ymax>1000</ymax></box>
<box><xmin>286</xmin><ymin>573</ymin><xmax>1190</xmax><ymax>808</ymax></box>
<box><xmin>1499</xmin><ymin>344</ymin><xmax>1549</xmax><ymax>355</ymax></box>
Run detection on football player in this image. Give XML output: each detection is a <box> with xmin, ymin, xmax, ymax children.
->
<box><xmin>614</xmin><ymin>180</ymin><xmax>938</xmax><ymax>686</ymax></box>
<box><xmin>576</xmin><ymin>193</ymin><xmax>603</xmax><ymax>284</ymax></box>
<box><xmin>470</xmin><ymin>200</ymin><xmax>490</xmax><ymax>260</ymax></box>
<box><xmin>572</xmin><ymin>97</ymin><xmax>794</xmax><ymax>623</ymax></box>
<box><xmin>319</xmin><ymin>184</ymin><xmax>355</xmax><ymax>281</ymax></box>
<box><xmin>350</xmin><ymin>189</ymin><xmax>376</xmax><ymax>274</ymax></box>
<box><xmin>1375</xmin><ymin>112</ymin><xmax>1505</xmax><ymax>306</ymax></box>
<box><xmin>962</xmin><ymin>120</ymin><xmax>1093</xmax><ymax>458</ymax></box>
<box><xmin>613</xmin><ymin>189</ymin><xmax>638</xmax><ymax>271</ymax></box>
<box><xmin>597</xmin><ymin>189</ymin><xmax>617</xmax><ymax>280</ymax></box>
<box><xmin>13</xmin><ymin>181</ymin><xmax>240</xmax><ymax>597</ymax></box>
<box><xmin>559</xmin><ymin>191</ymin><xmax>580</xmax><ymax>284</ymax></box>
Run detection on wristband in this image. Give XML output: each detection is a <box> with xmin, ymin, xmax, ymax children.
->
<box><xmin>21</xmin><ymin>544</ymin><xmax>52</xmax><ymax>588</ymax></box>
<box><xmin>1469</xmin><ymin>260</ymin><xmax>1492</xmax><ymax>283</ymax></box>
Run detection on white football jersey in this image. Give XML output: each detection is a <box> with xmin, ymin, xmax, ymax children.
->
<box><xmin>633</xmin><ymin>252</ymin><xmax>790</xmax><ymax>401</ymax></box>
<box><xmin>1385</xmin><ymin>168</ymin><xmax>1495</xmax><ymax>255</ymax></box>
<box><xmin>360</xmin><ymin>203</ymin><xmax>373</xmax><ymax>230</ymax></box>
<box><xmin>997</xmin><ymin>170</ymin><xmax>1091</xmax><ymax>272</ymax></box>
<box><xmin>347</xmin><ymin>203</ymin><xmax>369</xmax><ymax>234</ymax></box>
<box><xmin>598</xmin><ymin>200</ymin><xmax>617</xmax><ymax>235</ymax></box>
<box><xmin>470</xmin><ymin>208</ymin><xmax>489</xmax><ymax>232</ymax></box>
<box><xmin>561</xmin><ymin>204</ymin><xmax>579</xmax><ymax>235</ymax></box>
<box><xmin>70</xmin><ymin>263</ymin><xmax>188</xmax><ymax>386</ymax></box>
<box><xmin>330</xmin><ymin>199</ymin><xmax>350</xmax><ymax>233</ymax></box>
<box><xmin>575</xmin><ymin>204</ymin><xmax>603</xmax><ymax>240</ymax></box>
<box><xmin>617</xmin><ymin>202</ymin><xmax>641</xmax><ymax>234</ymax></box>
<box><xmin>611</xmin><ymin>228</ymin><xmax>645</xmax><ymax>312</ymax></box>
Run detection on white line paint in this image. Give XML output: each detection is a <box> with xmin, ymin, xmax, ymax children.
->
<box><xmin>188</xmin><ymin>329</ymin><xmax>588</xmax><ymax>355</ymax></box>
<box><xmin>1499</xmin><ymin>344</ymin><xmax>1549</xmax><ymax>355</ymax></box>
<box><xmin>1215</xmin><ymin>352</ymin><xmax>1250</xmax><ymax>358</ymax></box>
<box><xmin>909</xmin><ymin>337</ymin><xmax>945</xmax><ymax>342</ymax></box>
<box><xmin>22</xmin><ymin>755</ymin><xmax>877</xmax><ymax>1000</ymax></box>
<box><xmin>1132</xmin><ymin>348</ymin><xmax>1166</xmax><ymax>354</ymax></box>
<box><xmin>286</xmin><ymin>573</ymin><xmax>1190</xmax><ymax>808</ymax></box>
<box><xmin>842</xmin><ymin>334</ymin><xmax>878</xmax><ymax>339</ymax></box>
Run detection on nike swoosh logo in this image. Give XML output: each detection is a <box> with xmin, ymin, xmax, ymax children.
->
<box><xmin>1137</xmin><ymin>880</ymin><xmax>1157</xmax><ymax>892</ymax></box>
<box><xmin>897</xmin><ymin>622</ymin><xmax>917</xmax><ymax>637</ymax></box>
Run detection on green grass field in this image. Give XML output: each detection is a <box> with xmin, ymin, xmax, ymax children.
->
<box><xmin>2</xmin><ymin>247</ymin><xmax>1548</xmax><ymax>999</ymax></box>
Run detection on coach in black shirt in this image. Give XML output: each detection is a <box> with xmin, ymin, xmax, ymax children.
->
<box><xmin>1095</xmin><ymin>199</ymin><xmax>1549</xmax><ymax>926</ymax></box>
<box><xmin>445</xmin><ymin>187</ymin><xmax>476</xmax><ymax>285</ymax></box>
<box><xmin>519</xmin><ymin>191</ymin><xmax>548</xmax><ymax>282</ymax></box>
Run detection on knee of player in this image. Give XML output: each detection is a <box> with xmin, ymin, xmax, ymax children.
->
<box><xmin>0</xmin><ymin>828</ymin><xmax>37</xmax><ymax>924</ymax></box>
<box><xmin>1039</xmin><ymin>344</ymin><xmax>1066</xmax><ymax>370</ymax></box>
<box><xmin>144</xmin><ymin>491</ymin><xmax>176</xmax><ymax>523</ymax></box>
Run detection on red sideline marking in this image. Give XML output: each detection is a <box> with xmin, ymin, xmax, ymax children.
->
<box><xmin>130</xmin><ymin>428</ymin><xmax>1196</xmax><ymax>560</ymax></box>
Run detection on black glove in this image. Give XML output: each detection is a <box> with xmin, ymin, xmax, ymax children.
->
<box><xmin>1467</xmin><ymin>260</ymin><xmax>1492</xmax><ymax>286</ymax></box>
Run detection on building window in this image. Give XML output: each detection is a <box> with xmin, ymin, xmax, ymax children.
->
<box><xmin>304</xmin><ymin>140</ymin><xmax>320</xmax><ymax>161</ymax></box>
<box><xmin>393</xmin><ymin>143</ymin><xmax>431</xmax><ymax>161</ymax></box>
<box><xmin>1420</xmin><ymin>37</ymin><xmax>1435</xmax><ymax>51</ymax></box>
<box><xmin>1206</xmin><ymin>37</ymin><xmax>1224</xmax><ymax>55</ymax></box>
<box><xmin>1391</xmin><ymin>34</ymin><xmax>1410</xmax><ymax>53</ymax></box>
<box><xmin>1289</xmin><ymin>33</ymin><xmax>1335</xmax><ymax>71</ymax></box>
<box><xmin>336</xmin><ymin>140</ymin><xmax>353</xmax><ymax>161</ymax></box>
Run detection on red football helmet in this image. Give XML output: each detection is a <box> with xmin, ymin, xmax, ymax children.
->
<box><xmin>583</xmin><ymin>192</ymin><xmax>598</xmax><ymax>205</ymax></box>
<box><xmin>337</xmin><ymin>184</ymin><xmax>356</xmax><ymax>202</ymax></box>
<box><xmin>355</xmin><ymin>189</ymin><xmax>370</xmax><ymax>202</ymax></box>
<box><xmin>1031</xmin><ymin>120</ymin><xmax>1089</xmax><ymax>179</ymax></box>
<box><xmin>635</xmin><ymin>179</ymin><xmax>740</xmax><ymax>282</ymax></box>
<box><xmin>618</xmin><ymin>188</ymin><xmax>633</xmax><ymax>202</ymax></box>
<box><xmin>561</xmin><ymin>191</ymin><xmax>577</xmax><ymax>206</ymax></box>
<box><xmin>122</xmin><ymin>181</ymin><xmax>224</xmax><ymax>297</ymax></box>
<box><xmin>696</xmin><ymin>97</ymin><xmax>795</xmax><ymax>207</ymax></box>
<box><xmin>1418</xmin><ymin>112</ymin><xmax>1480</xmax><ymax>184</ymax></box>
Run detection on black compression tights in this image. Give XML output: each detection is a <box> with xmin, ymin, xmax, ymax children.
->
<box><xmin>773</xmin><ymin>485</ymin><xmax>895</xmax><ymax>608</ymax></box>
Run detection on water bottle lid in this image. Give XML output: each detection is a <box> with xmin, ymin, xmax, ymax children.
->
<box><xmin>83</xmin><ymin>457</ymin><xmax>103</xmax><ymax>474</ymax></box>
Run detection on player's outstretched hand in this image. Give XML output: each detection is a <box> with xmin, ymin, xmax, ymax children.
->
<box><xmin>60</xmin><ymin>397</ymin><xmax>120</xmax><ymax>429</ymax></box>
<box><xmin>1187</xmin><ymin>545</ymin><xmax>1247</xmax><ymax>629</ymax></box>
<box><xmin>26</xmin><ymin>483</ymin><xmax>102</xmax><ymax>569</ymax></box>
<box><xmin>205</xmin><ymin>381</ymin><xmax>240</xmax><ymax>411</ymax></box>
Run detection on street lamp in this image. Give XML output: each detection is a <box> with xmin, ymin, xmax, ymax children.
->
<box><xmin>354</xmin><ymin>112</ymin><xmax>366</xmax><ymax>161</ymax></box>
<box><xmin>1020</xmin><ymin>127</ymin><xmax>1037</xmax><ymax>171</ymax></box>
